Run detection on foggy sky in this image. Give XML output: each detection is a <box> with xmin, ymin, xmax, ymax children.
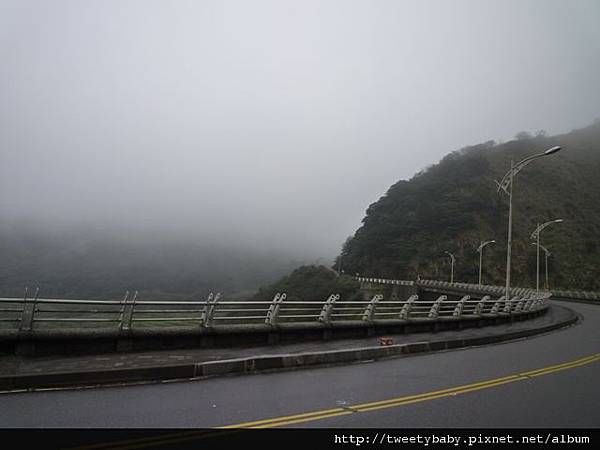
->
<box><xmin>2</xmin><ymin>0</ymin><xmax>600</xmax><ymax>259</ymax></box>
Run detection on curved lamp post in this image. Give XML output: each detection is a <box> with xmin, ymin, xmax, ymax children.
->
<box><xmin>444</xmin><ymin>251</ymin><xmax>455</xmax><ymax>283</ymax></box>
<box><xmin>530</xmin><ymin>242</ymin><xmax>552</xmax><ymax>290</ymax></box>
<box><xmin>531</xmin><ymin>219</ymin><xmax>563</xmax><ymax>291</ymax></box>
<box><xmin>496</xmin><ymin>146</ymin><xmax>562</xmax><ymax>299</ymax></box>
<box><xmin>476</xmin><ymin>240</ymin><xmax>495</xmax><ymax>286</ymax></box>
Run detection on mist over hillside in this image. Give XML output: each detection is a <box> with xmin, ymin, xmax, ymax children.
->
<box><xmin>3</xmin><ymin>1</ymin><xmax>600</xmax><ymax>298</ymax></box>
<box><xmin>336</xmin><ymin>122</ymin><xmax>600</xmax><ymax>290</ymax></box>
<box><xmin>0</xmin><ymin>223</ymin><xmax>313</xmax><ymax>299</ymax></box>
<box><xmin>3</xmin><ymin>122</ymin><xmax>599</xmax><ymax>300</ymax></box>
<box><xmin>3</xmin><ymin>122</ymin><xmax>600</xmax><ymax>299</ymax></box>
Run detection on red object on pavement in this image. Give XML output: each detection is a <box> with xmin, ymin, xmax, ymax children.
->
<box><xmin>379</xmin><ymin>337</ymin><xmax>394</xmax><ymax>346</ymax></box>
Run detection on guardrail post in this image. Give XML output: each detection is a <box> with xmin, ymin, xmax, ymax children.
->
<box><xmin>118</xmin><ymin>291</ymin><xmax>129</xmax><ymax>329</ymax></box>
<box><xmin>19</xmin><ymin>287</ymin><xmax>39</xmax><ymax>332</ymax></box>
<box><xmin>265</xmin><ymin>293</ymin><xmax>286</xmax><ymax>325</ymax></box>
<box><xmin>129</xmin><ymin>291</ymin><xmax>138</xmax><ymax>329</ymax></box>
<box><xmin>399</xmin><ymin>295</ymin><xmax>418</xmax><ymax>319</ymax></box>
<box><xmin>199</xmin><ymin>292</ymin><xmax>213</xmax><ymax>326</ymax></box>
<box><xmin>474</xmin><ymin>295</ymin><xmax>490</xmax><ymax>315</ymax></box>
<box><xmin>200</xmin><ymin>292</ymin><xmax>220</xmax><ymax>327</ymax></box>
<box><xmin>503</xmin><ymin>296</ymin><xmax>518</xmax><ymax>313</ymax></box>
<box><xmin>18</xmin><ymin>287</ymin><xmax>28</xmax><ymax>330</ymax></box>
<box><xmin>318</xmin><ymin>294</ymin><xmax>339</xmax><ymax>324</ymax></box>
<box><xmin>119</xmin><ymin>292</ymin><xmax>128</xmax><ymax>331</ymax></box>
<box><xmin>514</xmin><ymin>298</ymin><xmax>524</xmax><ymax>313</ymax></box>
<box><xmin>361</xmin><ymin>294</ymin><xmax>383</xmax><ymax>322</ymax></box>
<box><xmin>490</xmin><ymin>296</ymin><xmax>507</xmax><ymax>315</ymax></box>
<box><xmin>428</xmin><ymin>295</ymin><xmax>447</xmax><ymax>318</ymax></box>
<box><xmin>452</xmin><ymin>295</ymin><xmax>470</xmax><ymax>318</ymax></box>
<box><xmin>529</xmin><ymin>299</ymin><xmax>538</xmax><ymax>310</ymax></box>
<box><xmin>120</xmin><ymin>290</ymin><xmax>138</xmax><ymax>331</ymax></box>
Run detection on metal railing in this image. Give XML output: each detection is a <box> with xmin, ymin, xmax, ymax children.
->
<box><xmin>0</xmin><ymin>283</ymin><xmax>550</xmax><ymax>332</ymax></box>
<box><xmin>356</xmin><ymin>277</ymin><xmax>415</xmax><ymax>286</ymax></box>
<box><xmin>415</xmin><ymin>279</ymin><xmax>540</xmax><ymax>298</ymax></box>
<box><xmin>359</xmin><ymin>276</ymin><xmax>600</xmax><ymax>302</ymax></box>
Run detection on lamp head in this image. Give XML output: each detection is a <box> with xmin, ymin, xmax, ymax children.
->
<box><xmin>544</xmin><ymin>146</ymin><xmax>562</xmax><ymax>156</ymax></box>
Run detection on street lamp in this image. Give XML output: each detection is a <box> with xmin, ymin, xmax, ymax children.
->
<box><xmin>530</xmin><ymin>242</ymin><xmax>552</xmax><ymax>290</ymax></box>
<box><xmin>496</xmin><ymin>146</ymin><xmax>562</xmax><ymax>300</ymax></box>
<box><xmin>476</xmin><ymin>240</ymin><xmax>496</xmax><ymax>286</ymax></box>
<box><xmin>444</xmin><ymin>251</ymin><xmax>455</xmax><ymax>283</ymax></box>
<box><xmin>530</xmin><ymin>219</ymin><xmax>563</xmax><ymax>291</ymax></box>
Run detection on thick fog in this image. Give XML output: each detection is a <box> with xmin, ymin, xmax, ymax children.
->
<box><xmin>2</xmin><ymin>0</ymin><xmax>600</xmax><ymax>259</ymax></box>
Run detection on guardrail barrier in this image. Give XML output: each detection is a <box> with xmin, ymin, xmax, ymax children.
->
<box><xmin>0</xmin><ymin>280</ymin><xmax>552</xmax><ymax>332</ymax></box>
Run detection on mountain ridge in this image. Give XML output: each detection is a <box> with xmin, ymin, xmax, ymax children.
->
<box><xmin>336</xmin><ymin>122</ymin><xmax>600</xmax><ymax>290</ymax></box>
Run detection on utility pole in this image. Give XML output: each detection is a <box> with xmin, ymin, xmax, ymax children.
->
<box><xmin>496</xmin><ymin>146</ymin><xmax>562</xmax><ymax>299</ymax></box>
<box><xmin>444</xmin><ymin>251</ymin><xmax>455</xmax><ymax>283</ymax></box>
<box><xmin>531</xmin><ymin>219</ymin><xmax>563</xmax><ymax>291</ymax></box>
<box><xmin>477</xmin><ymin>240</ymin><xmax>496</xmax><ymax>285</ymax></box>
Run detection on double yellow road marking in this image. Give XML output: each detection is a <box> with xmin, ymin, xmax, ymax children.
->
<box><xmin>220</xmin><ymin>352</ymin><xmax>600</xmax><ymax>428</ymax></box>
<box><xmin>69</xmin><ymin>352</ymin><xmax>600</xmax><ymax>449</ymax></box>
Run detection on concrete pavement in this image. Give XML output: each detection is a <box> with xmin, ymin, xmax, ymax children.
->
<box><xmin>0</xmin><ymin>304</ymin><xmax>574</xmax><ymax>390</ymax></box>
<box><xmin>0</xmin><ymin>301</ymin><xmax>597</xmax><ymax>428</ymax></box>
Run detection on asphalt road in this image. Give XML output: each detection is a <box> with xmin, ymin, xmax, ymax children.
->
<box><xmin>0</xmin><ymin>300</ymin><xmax>598</xmax><ymax>428</ymax></box>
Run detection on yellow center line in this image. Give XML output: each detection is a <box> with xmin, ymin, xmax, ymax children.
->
<box><xmin>221</xmin><ymin>373</ymin><xmax>523</xmax><ymax>429</ymax></box>
<box><xmin>67</xmin><ymin>352</ymin><xmax>600</xmax><ymax>449</ymax></box>
<box><xmin>519</xmin><ymin>353</ymin><xmax>600</xmax><ymax>377</ymax></box>
<box><xmin>249</xmin><ymin>377</ymin><xmax>527</xmax><ymax>428</ymax></box>
<box><xmin>220</xmin><ymin>352</ymin><xmax>600</xmax><ymax>429</ymax></box>
<box><xmin>251</xmin><ymin>410</ymin><xmax>355</xmax><ymax>429</ymax></box>
<box><xmin>218</xmin><ymin>406</ymin><xmax>348</xmax><ymax>429</ymax></box>
<box><xmin>524</xmin><ymin>355</ymin><xmax>600</xmax><ymax>378</ymax></box>
<box><xmin>349</xmin><ymin>374</ymin><xmax>521</xmax><ymax>410</ymax></box>
<box><xmin>354</xmin><ymin>377</ymin><xmax>525</xmax><ymax>414</ymax></box>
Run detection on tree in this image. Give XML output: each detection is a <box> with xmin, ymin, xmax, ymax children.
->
<box><xmin>515</xmin><ymin>131</ymin><xmax>532</xmax><ymax>140</ymax></box>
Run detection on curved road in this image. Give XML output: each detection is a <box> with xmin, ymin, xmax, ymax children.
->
<box><xmin>0</xmin><ymin>300</ymin><xmax>598</xmax><ymax>428</ymax></box>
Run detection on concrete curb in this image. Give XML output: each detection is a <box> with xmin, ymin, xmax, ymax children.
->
<box><xmin>193</xmin><ymin>310</ymin><xmax>578</xmax><ymax>378</ymax></box>
<box><xmin>0</xmin><ymin>307</ymin><xmax>578</xmax><ymax>392</ymax></box>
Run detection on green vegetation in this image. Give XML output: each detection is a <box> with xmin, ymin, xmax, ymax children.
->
<box><xmin>252</xmin><ymin>265</ymin><xmax>361</xmax><ymax>301</ymax></box>
<box><xmin>3</xmin><ymin>122</ymin><xmax>598</xmax><ymax>300</ymax></box>
<box><xmin>336</xmin><ymin>122</ymin><xmax>600</xmax><ymax>290</ymax></box>
<box><xmin>0</xmin><ymin>231</ymin><xmax>306</xmax><ymax>300</ymax></box>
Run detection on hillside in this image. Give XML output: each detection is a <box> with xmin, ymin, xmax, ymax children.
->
<box><xmin>252</xmin><ymin>265</ymin><xmax>361</xmax><ymax>301</ymax></box>
<box><xmin>0</xmin><ymin>226</ymin><xmax>307</xmax><ymax>299</ymax></box>
<box><xmin>336</xmin><ymin>122</ymin><xmax>600</xmax><ymax>290</ymax></box>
